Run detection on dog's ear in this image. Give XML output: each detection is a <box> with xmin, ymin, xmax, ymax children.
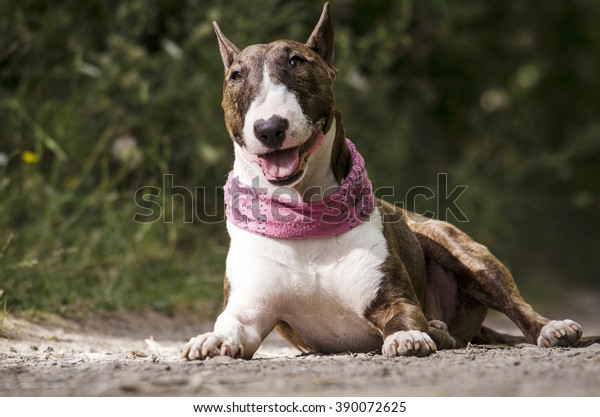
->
<box><xmin>306</xmin><ymin>2</ymin><xmax>335</xmax><ymax>67</ymax></box>
<box><xmin>213</xmin><ymin>22</ymin><xmax>241</xmax><ymax>71</ymax></box>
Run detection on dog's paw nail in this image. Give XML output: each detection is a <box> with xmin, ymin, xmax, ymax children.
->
<box><xmin>383</xmin><ymin>331</ymin><xmax>435</xmax><ymax>358</ymax></box>
<box><xmin>427</xmin><ymin>339</ymin><xmax>437</xmax><ymax>352</ymax></box>
<box><xmin>569</xmin><ymin>322</ymin><xmax>583</xmax><ymax>336</ymax></box>
<box><xmin>538</xmin><ymin>320</ymin><xmax>583</xmax><ymax>348</ymax></box>
<box><xmin>382</xmin><ymin>338</ymin><xmax>399</xmax><ymax>358</ymax></box>
<box><xmin>183</xmin><ymin>333</ymin><xmax>242</xmax><ymax>360</ymax></box>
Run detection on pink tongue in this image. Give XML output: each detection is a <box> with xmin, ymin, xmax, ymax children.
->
<box><xmin>258</xmin><ymin>147</ymin><xmax>300</xmax><ymax>180</ymax></box>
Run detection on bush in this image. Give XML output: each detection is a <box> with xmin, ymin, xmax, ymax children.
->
<box><xmin>1</xmin><ymin>0</ymin><xmax>599</xmax><ymax>315</ymax></box>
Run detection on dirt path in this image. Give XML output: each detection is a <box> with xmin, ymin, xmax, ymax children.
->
<box><xmin>1</xmin><ymin>301</ymin><xmax>600</xmax><ymax>397</ymax></box>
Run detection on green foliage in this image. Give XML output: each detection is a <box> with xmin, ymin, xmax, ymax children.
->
<box><xmin>1</xmin><ymin>0</ymin><xmax>599</xmax><ymax>315</ymax></box>
<box><xmin>0</xmin><ymin>289</ymin><xmax>6</xmax><ymax>332</ymax></box>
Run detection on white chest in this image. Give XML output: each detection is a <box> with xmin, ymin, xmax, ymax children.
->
<box><xmin>225</xmin><ymin>207</ymin><xmax>389</xmax><ymax>353</ymax></box>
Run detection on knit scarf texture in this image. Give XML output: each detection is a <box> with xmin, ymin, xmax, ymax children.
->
<box><xmin>224</xmin><ymin>139</ymin><xmax>375</xmax><ymax>239</ymax></box>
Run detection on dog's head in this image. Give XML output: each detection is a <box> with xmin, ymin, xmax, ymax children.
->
<box><xmin>214</xmin><ymin>3</ymin><xmax>346</xmax><ymax>190</ymax></box>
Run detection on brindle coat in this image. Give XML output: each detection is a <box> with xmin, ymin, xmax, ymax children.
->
<box><xmin>212</xmin><ymin>3</ymin><xmax>598</xmax><ymax>354</ymax></box>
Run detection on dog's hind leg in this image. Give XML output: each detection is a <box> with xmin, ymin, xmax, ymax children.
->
<box><xmin>409</xmin><ymin>215</ymin><xmax>583</xmax><ymax>348</ymax></box>
<box><xmin>428</xmin><ymin>320</ymin><xmax>456</xmax><ymax>349</ymax></box>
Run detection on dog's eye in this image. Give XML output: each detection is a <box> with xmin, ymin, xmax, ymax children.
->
<box><xmin>229</xmin><ymin>71</ymin><xmax>242</xmax><ymax>81</ymax></box>
<box><xmin>289</xmin><ymin>56</ymin><xmax>305</xmax><ymax>67</ymax></box>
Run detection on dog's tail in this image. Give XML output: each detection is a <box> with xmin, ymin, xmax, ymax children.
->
<box><xmin>473</xmin><ymin>326</ymin><xmax>600</xmax><ymax>347</ymax></box>
<box><xmin>471</xmin><ymin>326</ymin><xmax>526</xmax><ymax>345</ymax></box>
<box><xmin>577</xmin><ymin>336</ymin><xmax>600</xmax><ymax>347</ymax></box>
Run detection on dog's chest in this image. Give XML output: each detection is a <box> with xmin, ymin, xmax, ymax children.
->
<box><xmin>226</xmin><ymin>208</ymin><xmax>388</xmax><ymax>353</ymax></box>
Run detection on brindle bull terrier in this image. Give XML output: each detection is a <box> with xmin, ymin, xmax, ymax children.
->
<box><xmin>183</xmin><ymin>3</ymin><xmax>596</xmax><ymax>360</ymax></box>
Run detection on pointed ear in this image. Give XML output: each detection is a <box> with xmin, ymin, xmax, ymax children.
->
<box><xmin>306</xmin><ymin>2</ymin><xmax>335</xmax><ymax>67</ymax></box>
<box><xmin>213</xmin><ymin>21</ymin><xmax>241</xmax><ymax>71</ymax></box>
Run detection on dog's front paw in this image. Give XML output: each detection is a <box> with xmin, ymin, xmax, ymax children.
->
<box><xmin>382</xmin><ymin>330</ymin><xmax>437</xmax><ymax>358</ymax></box>
<box><xmin>182</xmin><ymin>332</ymin><xmax>244</xmax><ymax>360</ymax></box>
<box><xmin>537</xmin><ymin>320</ymin><xmax>582</xmax><ymax>348</ymax></box>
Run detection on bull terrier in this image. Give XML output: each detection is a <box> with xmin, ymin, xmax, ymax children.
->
<box><xmin>183</xmin><ymin>3</ymin><xmax>595</xmax><ymax>360</ymax></box>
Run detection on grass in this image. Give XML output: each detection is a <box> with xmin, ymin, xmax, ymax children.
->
<box><xmin>2</xmin><ymin>0</ymin><xmax>599</xmax><ymax>322</ymax></box>
<box><xmin>0</xmin><ymin>112</ymin><xmax>230</xmax><ymax>319</ymax></box>
<box><xmin>0</xmin><ymin>289</ymin><xmax>6</xmax><ymax>334</ymax></box>
<box><xmin>0</xmin><ymin>179</ymin><xmax>229</xmax><ymax>317</ymax></box>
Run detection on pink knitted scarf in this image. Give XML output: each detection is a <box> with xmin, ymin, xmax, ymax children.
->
<box><xmin>224</xmin><ymin>139</ymin><xmax>375</xmax><ymax>239</ymax></box>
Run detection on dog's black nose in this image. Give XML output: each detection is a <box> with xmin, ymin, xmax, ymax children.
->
<box><xmin>253</xmin><ymin>116</ymin><xmax>289</xmax><ymax>149</ymax></box>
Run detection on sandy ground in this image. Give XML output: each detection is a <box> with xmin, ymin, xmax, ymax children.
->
<box><xmin>1</xmin><ymin>296</ymin><xmax>600</xmax><ymax>397</ymax></box>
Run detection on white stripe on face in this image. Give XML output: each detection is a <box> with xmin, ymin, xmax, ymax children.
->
<box><xmin>242</xmin><ymin>65</ymin><xmax>314</xmax><ymax>155</ymax></box>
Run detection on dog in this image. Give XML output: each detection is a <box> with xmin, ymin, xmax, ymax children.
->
<box><xmin>183</xmin><ymin>3</ymin><xmax>595</xmax><ymax>360</ymax></box>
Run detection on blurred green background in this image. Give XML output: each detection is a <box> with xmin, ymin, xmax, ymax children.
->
<box><xmin>1</xmin><ymin>0</ymin><xmax>599</xmax><ymax>317</ymax></box>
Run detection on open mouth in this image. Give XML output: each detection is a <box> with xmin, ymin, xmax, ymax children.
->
<box><xmin>258</xmin><ymin>146</ymin><xmax>302</xmax><ymax>183</ymax></box>
<box><xmin>247</xmin><ymin>119</ymin><xmax>326</xmax><ymax>185</ymax></box>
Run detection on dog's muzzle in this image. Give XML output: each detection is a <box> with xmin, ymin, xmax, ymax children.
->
<box><xmin>243</xmin><ymin>118</ymin><xmax>326</xmax><ymax>185</ymax></box>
